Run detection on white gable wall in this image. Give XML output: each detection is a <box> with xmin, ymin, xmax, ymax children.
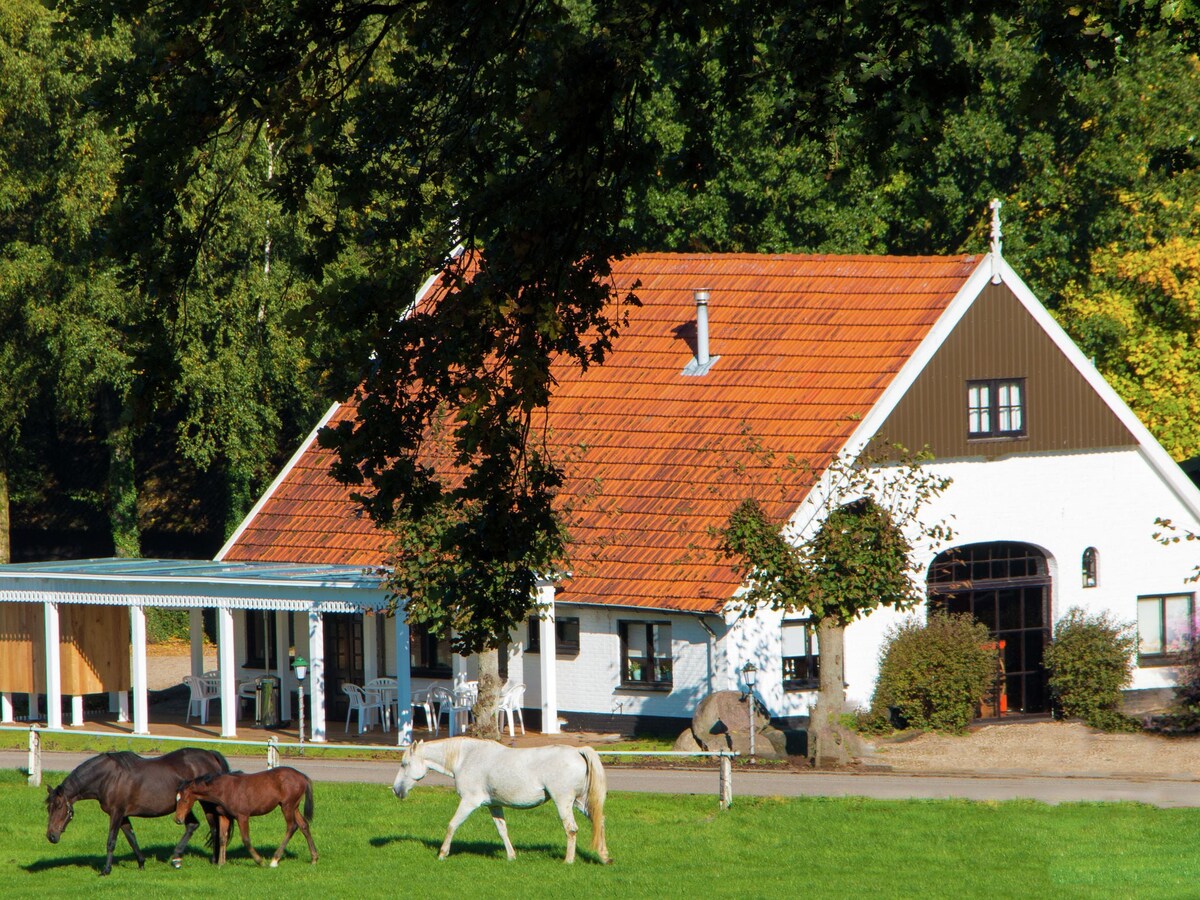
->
<box><xmin>731</xmin><ymin>445</ymin><xmax>1200</xmax><ymax>720</ymax></box>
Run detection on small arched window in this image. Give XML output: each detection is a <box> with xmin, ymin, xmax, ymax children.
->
<box><xmin>1082</xmin><ymin>547</ymin><xmax>1098</xmax><ymax>588</ymax></box>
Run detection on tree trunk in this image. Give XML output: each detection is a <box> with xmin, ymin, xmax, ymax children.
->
<box><xmin>0</xmin><ymin>464</ymin><xmax>9</xmax><ymax>564</ymax></box>
<box><xmin>469</xmin><ymin>647</ymin><xmax>502</xmax><ymax>740</ymax></box>
<box><xmin>807</xmin><ymin>617</ymin><xmax>860</xmax><ymax>768</ymax></box>
<box><xmin>102</xmin><ymin>391</ymin><xmax>140</xmax><ymax>558</ymax></box>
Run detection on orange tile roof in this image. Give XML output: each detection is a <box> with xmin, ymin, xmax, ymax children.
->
<box><xmin>224</xmin><ymin>253</ymin><xmax>981</xmax><ymax>614</ymax></box>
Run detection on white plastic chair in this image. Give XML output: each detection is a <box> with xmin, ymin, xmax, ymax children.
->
<box><xmin>428</xmin><ymin>685</ymin><xmax>454</xmax><ymax>735</ymax></box>
<box><xmin>184</xmin><ymin>675</ymin><xmax>220</xmax><ymax>725</ymax></box>
<box><xmin>448</xmin><ymin>683</ymin><xmax>476</xmax><ymax>736</ymax></box>
<box><xmin>495</xmin><ymin>682</ymin><xmax>526</xmax><ymax>736</ymax></box>
<box><xmin>365</xmin><ymin>677</ymin><xmax>398</xmax><ymax>731</ymax></box>
<box><xmin>237</xmin><ymin>681</ymin><xmax>258</xmax><ymax>719</ymax></box>
<box><xmin>412</xmin><ymin>686</ymin><xmax>439</xmax><ymax>736</ymax></box>
<box><xmin>343</xmin><ymin>684</ymin><xmax>388</xmax><ymax>734</ymax></box>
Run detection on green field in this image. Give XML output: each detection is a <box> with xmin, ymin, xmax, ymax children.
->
<box><xmin>4</xmin><ymin>768</ymin><xmax>1198</xmax><ymax>898</ymax></box>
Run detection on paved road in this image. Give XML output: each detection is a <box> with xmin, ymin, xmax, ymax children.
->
<box><xmin>8</xmin><ymin>750</ymin><xmax>1200</xmax><ymax>808</ymax></box>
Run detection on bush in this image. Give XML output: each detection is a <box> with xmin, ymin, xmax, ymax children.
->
<box><xmin>1043</xmin><ymin>607</ymin><xmax>1139</xmax><ymax>732</ymax></box>
<box><xmin>870</xmin><ymin>613</ymin><xmax>995</xmax><ymax>733</ymax></box>
<box><xmin>1145</xmin><ymin>634</ymin><xmax>1200</xmax><ymax>734</ymax></box>
<box><xmin>145</xmin><ymin>607</ymin><xmax>190</xmax><ymax>643</ymax></box>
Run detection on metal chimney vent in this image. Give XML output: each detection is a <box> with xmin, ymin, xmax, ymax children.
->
<box><xmin>683</xmin><ymin>289</ymin><xmax>719</xmax><ymax>376</ymax></box>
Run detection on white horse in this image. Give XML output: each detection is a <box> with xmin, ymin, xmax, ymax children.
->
<box><xmin>392</xmin><ymin>737</ymin><xmax>611</xmax><ymax>864</ymax></box>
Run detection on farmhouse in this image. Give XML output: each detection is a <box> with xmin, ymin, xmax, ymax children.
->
<box><xmin>2</xmin><ymin>234</ymin><xmax>1198</xmax><ymax>740</ymax></box>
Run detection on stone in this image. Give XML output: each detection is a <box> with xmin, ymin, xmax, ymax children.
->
<box><xmin>683</xmin><ymin>689</ymin><xmax>787</xmax><ymax>760</ymax></box>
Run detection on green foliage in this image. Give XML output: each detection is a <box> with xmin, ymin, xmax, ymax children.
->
<box><xmin>144</xmin><ymin>607</ymin><xmax>190</xmax><ymax>644</ymax></box>
<box><xmin>1044</xmin><ymin>607</ymin><xmax>1140</xmax><ymax>732</ymax></box>
<box><xmin>720</xmin><ymin>452</ymin><xmax>951</xmax><ymax>626</ymax></box>
<box><xmin>1146</xmin><ymin>636</ymin><xmax>1200</xmax><ymax>734</ymax></box>
<box><xmin>869</xmin><ymin>613</ymin><xmax>996</xmax><ymax>734</ymax></box>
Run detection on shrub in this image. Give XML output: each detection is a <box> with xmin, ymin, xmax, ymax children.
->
<box><xmin>145</xmin><ymin>607</ymin><xmax>190</xmax><ymax>643</ymax></box>
<box><xmin>1043</xmin><ymin>607</ymin><xmax>1139</xmax><ymax>732</ymax></box>
<box><xmin>870</xmin><ymin>613</ymin><xmax>995</xmax><ymax>733</ymax></box>
<box><xmin>1145</xmin><ymin>634</ymin><xmax>1200</xmax><ymax>734</ymax></box>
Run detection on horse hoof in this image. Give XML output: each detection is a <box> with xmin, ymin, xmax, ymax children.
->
<box><xmin>170</xmin><ymin>858</ymin><xmax>182</xmax><ymax>869</ymax></box>
<box><xmin>269</xmin><ymin>860</ymin><xmax>278</xmax><ymax>868</ymax></box>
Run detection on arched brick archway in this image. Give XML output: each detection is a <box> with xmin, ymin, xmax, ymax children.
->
<box><xmin>927</xmin><ymin>542</ymin><xmax>1051</xmax><ymax>717</ymax></box>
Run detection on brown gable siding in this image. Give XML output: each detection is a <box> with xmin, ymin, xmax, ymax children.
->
<box><xmin>873</xmin><ymin>282</ymin><xmax>1135</xmax><ymax>459</ymax></box>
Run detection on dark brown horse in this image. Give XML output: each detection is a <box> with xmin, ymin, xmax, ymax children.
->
<box><xmin>45</xmin><ymin>748</ymin><xmax>230</xmax><ymax>875</ymax></box>
<box><xmin>174</xmin><ymin>767</ymin><xmax>317</xmax><ymax>867</ymax></box>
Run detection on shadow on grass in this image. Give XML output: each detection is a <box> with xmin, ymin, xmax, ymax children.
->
<box><xmin>25</xmin><ymin>840</ymin><xmax>220</xmax><ymax>874</ymax></box>
<box><xmin>368</xmin><ymin>832</ymin><xmax>604</xmax><ymax>863</ymax></box>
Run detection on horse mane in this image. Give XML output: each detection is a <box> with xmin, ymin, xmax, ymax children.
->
<box><xmin>51</xmin><ymin>751</ymin><xmax>134</xmax><ymax>801</ymax></box>
<box><xmin>435</xmin><ymin>736</ymin><xmax>471</xmax><ymax>772</ymax></box>
<box><xmin>105</xmin><ymin>751</ymin><xmax>146</xmax><ymax>773</ymax></box>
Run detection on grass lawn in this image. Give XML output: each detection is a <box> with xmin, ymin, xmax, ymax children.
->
<box><xmin>3</xmin><ymin>768</ymin><xmax>1198</xmax><ymax>898</ymax></box>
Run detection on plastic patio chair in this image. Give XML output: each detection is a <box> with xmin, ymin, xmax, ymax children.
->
<box><xmin>495</xmin><ymin>681</ymin><xmax>527</xmax><ymax>736</ymax></box>
<box><xmin>184</xmin><ymin>675</ymin><xmax>220</xmax><ymax>725</ymax></box>
<box><xmin>343</xmin><ymin>683</ymin><xmax>388</xmax><ymax>734</ymax></box>
<box><xmin>365</xmin><ymin>677</ymin><xmax>398</xmax><ymax>731</ymax></box>
<box><xmin>412</xmin><ymin>686</ymin><xmax>440</xmax><ymax>736</ymax></box>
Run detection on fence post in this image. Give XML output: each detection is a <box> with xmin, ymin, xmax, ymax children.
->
<box><xmin>28</xmin><ymin>725</ymin><xmax>42</xmax><ymax>787</ymax></box>
<box><xmin>267</xmin><ymin>736</ymin><xmax>279</xmax><ymax>770</ymax></box>
<box><xmin>719</xmin><ymin>753</ymin><xmax>733</xmax><ymax>809</ymax></box>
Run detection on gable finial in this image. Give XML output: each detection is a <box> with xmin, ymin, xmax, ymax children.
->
<box><xmin>989</xmin><ymin>198</ymin><xmax>1003</xmax><ymax>283</ymax></box>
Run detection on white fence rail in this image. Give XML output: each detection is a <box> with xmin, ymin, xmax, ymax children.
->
<box><xmin>11</xmin><ymin>725</ymin><xmax>739</xmax><ymax>809</ymax></box>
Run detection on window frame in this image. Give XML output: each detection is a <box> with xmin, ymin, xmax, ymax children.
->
<box><xmin>243</xmin><ymin>610</ymin><xmax>277</xmax><ymax>670</ymax></box>
<box><xmin>781</xmin><ymin>618</ymin><xmax>820</xmax><ymax>692</ymax></box>
<box><xmin>526</xmin><ymin>616</ymin><xmax>581</xmax><ymax>657</ymax></box>
<box><xmin>967</xmin><ymin>377</ymin><xmax>1027</xmax><ymax>440</ymax></box>
<box><xmin>409</xmin><ymin>624</ymin><xmax>453</xmax><ymax>678</ymax></box>
<box><xmin>1082</xmin><ymin>547</ymin><xmax>1098</xmax><ymax>589</ymax></box>
<box><xmin>1137</xmin><ymin>592</ymin><xmax>1195</xmax><ymax>666</ymax></box>
<box><xmin>618</xmin><ymin>621</ymin><xmax>673</xmax><ymax>691</ymax></box>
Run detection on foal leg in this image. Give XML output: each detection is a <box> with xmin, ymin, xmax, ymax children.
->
<box><xmin>438</xmin><ymin>798</ymin><xmax>480</xmax><ymax>860</ymax></box>
<box><xmin>217</xmin><ymin>815</ymin><xmax>231</xmax><ymax>866</ymax></box>
<box><xmin>489</xmin><ymin>806</ymin><xmax>517</xmax><ymax>861</ymax></box>
<box><xmin>269</xmin><ymin>802</ymin><xmax>298</xmax><ymax>868</ymax></box>
<box><xmin>236</xmin><ymin>815</ymin><xmax>265</xmax><ymax>866</ymax></box>
<box><xmin>295</xmin><ymin>806</ymin><xmax>319</xmax><ymax>864</ymax></box>
<box><xmin>170</xmin><ymin>809</ymin><xmax>200</xmax><ymax>868</ymax></box>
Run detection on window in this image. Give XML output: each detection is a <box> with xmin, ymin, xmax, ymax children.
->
<box><xmin>619</xmin><ymin>621</ymin><xmax>672</xmax><ymax>689</ymax></box>
<box><xmin>967</xmin><ymin>378</ymin><xmax>1026</xmax><ymax>439</ymax></box>
<box><xmin>526</xmin><ymin>616</ymin><xmax>580</xmax><ymax>656</ymax></box>
<box><xmin>409</xmin><ymin>624</ymin><xmax>452</xmax><ymax>677</ymax></box>
<box><xmin>1082</xmin><ymin>547</ymin><xmax>1098</xmax><ymax>589</ymax></box>
<box><xmin>782</xmin><ymin>619</ymin><xmax>820</xmax><ymax>690</ymax></box>
<box><xmin>1137</xmin><ymin>593</ymin><xmax>1195</xmax><ymax>664</ymax></box>
<box><xmin>244</xmin><ymin>611</ymin><xmax>277</xmax><ymax>669</ymax></box>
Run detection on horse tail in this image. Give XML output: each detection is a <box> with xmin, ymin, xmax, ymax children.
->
<box><xmin>304</xmin><ymin>777</ymin><xmax>314</xmax><ymax>823</ymax></box>
<box><xmin>580</xmin><ymin>747</ymin><xmax>608</xmax><ymax>860</ymax></box>
<box><xmin>211</xmin><ymin>749</ymin><xmax>232</xmax><ymax>774</ymax></box>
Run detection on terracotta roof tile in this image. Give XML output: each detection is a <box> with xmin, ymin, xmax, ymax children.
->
<box><xmin>224</xmin><ymin>253</ymin><xmax>979</xmax><ymax>614</ymax></box>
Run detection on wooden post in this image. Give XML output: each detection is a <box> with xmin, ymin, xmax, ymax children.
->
<box><xmin>27</xmin><ymin>726</ymin><xmax>41</xmax><ymax>787</ymax></box>
<box><xmin>719</xmin><ymin>753</ymin><xmax>733</xmax><ymax>809</ymax></box>
<box><xmin>267</xmin><ymin>736</ymin><xmax>279</xmax><ymax>770</ymax></box>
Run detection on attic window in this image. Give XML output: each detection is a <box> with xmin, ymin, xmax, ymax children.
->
<box><xmin>967</xmin><ymin>378</ymin><xmax>1026</xmax><ymax>439</ymax></box>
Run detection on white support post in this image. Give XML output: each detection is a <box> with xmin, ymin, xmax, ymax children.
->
<box><xmin>28</xmin><ymin>692</ymin><xmax>38</xmax><ymax>721</ymax></box>
<box><xmin>70</xmin><ymin>696</ymin><xmax>83</xmax><ymax>727</ymax></box>
<box><xmin>217</xmin><ymin>608</ymin><xmax>237</xmax><ymax>737</ymax></box>
<box><xmin>363</xmin><ymin>614</ymin><xmax>378</xmax><ymax>684</ymax></box>
<box><xmin>720</xmin><ymin>754</ymin><xmax>733</xmax><ymax>809</ymax></box>
<box><xmin>189</xmin><ymin>608</ymin><xmax>205</xmax><ymax>676</ymax></box>
<box><xmin>394</xmin><ymin>612</ymin><xmax>411</xmax><ymax>745</ymax></box>
<box><xmin>307</xmin><ymin>610</ymin><xmax>326</xmax><ymax>742</ymax></box>
<box><xmin>1</xmin><ymin>693</ymin><xmax>13</xmax><ymax>724</ymax></box>
<box><xmin>274</xmin><ymin>610</ymin><xmax>291</xmax><ymax>723</ymax></box>
<box><xmin>43</xmin><ymin>600</ymin><xmax>62</xmax><ymax>730</ymax></box>
<box><xmin>117</xmin><ymin>691</ymin><xmax>130</xmax><ymax>724</ymax></box>
<box><xmin>28</xmin><ymin>726</ymin><xmax>41</xmax><ymax>787</ymax></box>
<box><xmin>537</xmin><ymin>581</ymin><xmax>559</xmax><ymax>735</ymax></box>
<box><xmin>130</xmin><ymin>604</ymin><xmax>150</xmax><ymax>734</ymax></box>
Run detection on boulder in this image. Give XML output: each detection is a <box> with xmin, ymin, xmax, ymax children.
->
<box><xmin>681</xmin><ymin>689</ymin><xmax>787</xmax><ymax>760</ymax></box>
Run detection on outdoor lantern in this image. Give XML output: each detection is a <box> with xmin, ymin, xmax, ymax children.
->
<box><xmin>741</xmin><ymin>661</ymin><xmax>757</xmax><ymax>689</ymax></box>
<box><xmin>294</xmin><ymin>657</ymin><xmax>308</xmax><ymax>682</ymax></box>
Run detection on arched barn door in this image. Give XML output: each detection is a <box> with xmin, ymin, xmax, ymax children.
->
<box><xmin>927</xmin><ymin>542</ymin><xmax>1051</xmax><ymax>717</ymax></box>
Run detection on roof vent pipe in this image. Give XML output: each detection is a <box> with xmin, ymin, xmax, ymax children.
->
<box><xmin>694</xmin><ymin>290</ymin><xmax>711</xmax><ymax>367</ymax></box>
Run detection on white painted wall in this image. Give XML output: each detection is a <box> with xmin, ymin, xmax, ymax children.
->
<box><xmin>733</xmin><ymin>447</ymin><xmax>1200</xmax><ymax>718</ymax></box>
